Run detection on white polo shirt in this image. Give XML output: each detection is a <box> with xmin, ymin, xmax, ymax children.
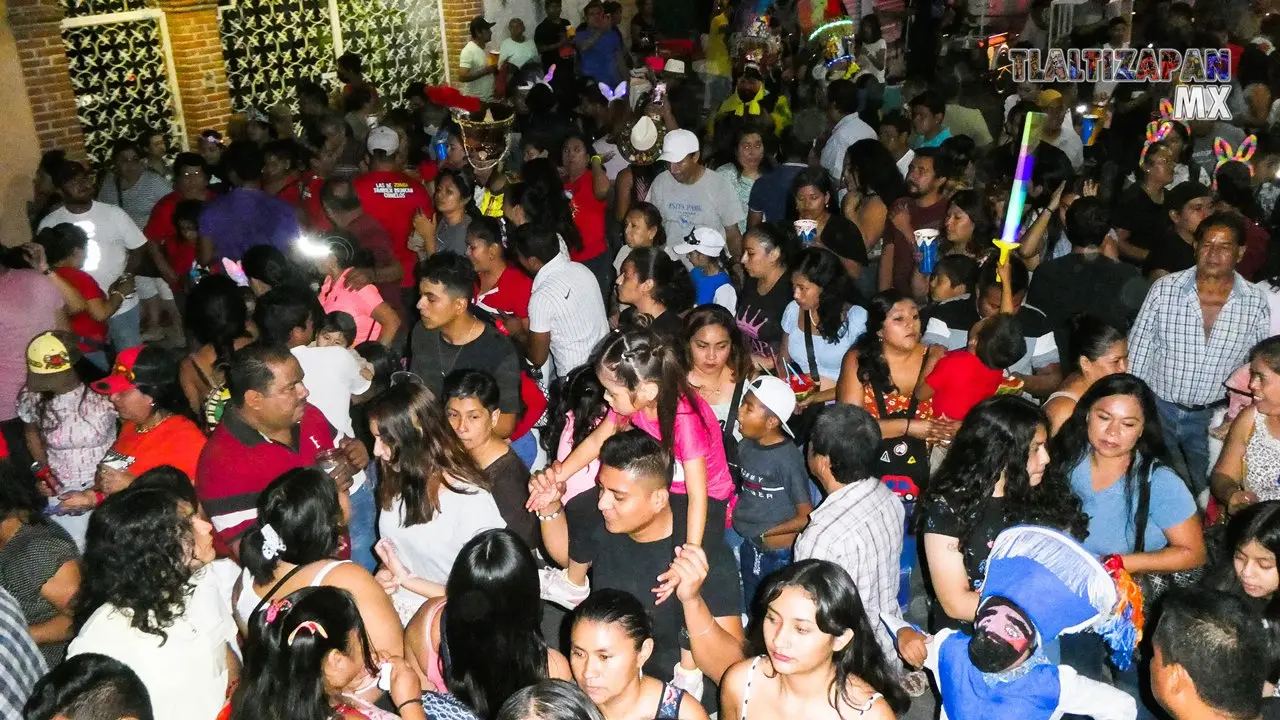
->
<box><xmin>529</xmin><ymin>253</ymin><xmax>609</xmax><ymax>379</ymax></box>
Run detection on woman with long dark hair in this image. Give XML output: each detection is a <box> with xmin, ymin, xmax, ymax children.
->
<box><xmin>231</xmin><ymin>586</ymin><xmax>426</xmax><ymax>720</ymax></box>
<box><xmin>842</xmin><ymin>139</ymin><xmax>906</xmax><ymax>298</ymax></box>
<box><xmin>242</xmin><ymin>244</ymin><xmax>305</xmax><ymax>298</ymax></box>
<box><xmin>721</xmin><ymin>559</ymin><xmax>908</xmax><ymax>720</ymax></box>
<box><xmin>232</xmin><ymin>468</ymin><xmax>403</xmax><ymax>668</ymax></box>
<box><xmin>780</xmin><ymin>248</ymin><xmax>868</xmax><ymax>411</ymax></box>
<box><xmin>569</xmin><ymin>589</ymin><xmax>709</xmax><ymax>720</ymax></box>
<box><xmin>683</xmin><ymin>305</ymin><xmax>755</xmax><ymax>437</ymax></box>
<box><xmin>69</xmin><ymin>485</ymin><xmax>235</xmax><ymax>720</ymax></box>
<box><xmin>179</xmin><ymin>275</ymin><xmax>254</xmax><ymax>428</ymax></box>
<box><xmin>1049</xmin><ymin>372</ymin><xmax>1204</xmax><ymax>709</ymax></box>
<box><xmin>429</xmin><ymin>169</ymin><xmax>478</xmax><ymax>257</ymax></box>
<box><xmin>788</xmin><ymin>169</ymin><xmax>867</xmax><ymax>282</ymax></box>
<box><xmin>921</xmin><ymin>395</ymin><xmax>1086</xmax><ymax>629</ymax></box>
<box><xmin>941</xmin><ymin>189</ymin><xmax>995</xmax><ymax>258</ymax></box>
<box><xmin>405</xmin><ymin>529</ymin><xmax>571</xmax><ymax>716</ymax></box>
<box><xmin>716</xmin><ymin>125</ymin><xmax>773</xmax><ymax>235</ymax></box>
<box><xmin>1042</xmin><ymin>316</ymin><xmax>1128</xmax><ymax>434</ymax></box>
<box><xmin>368</xmin><ymin>382</ymin><xmax>504</xmax><ymax>612</ymax></box>
<box><xmin>614</xmin><ymin>247</ymin><xmax>696</xmax><ymax>337</ymax></box>
<box><xmin>1205</xmin><ymin>501</ymin><xmax>1280</xmax><ymax>689</ymax></box>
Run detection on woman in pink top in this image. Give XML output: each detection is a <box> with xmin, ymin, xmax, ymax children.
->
<box><xmin>316</xmin><ymin>235</ymin><xmax>401</xmax><ymax>347</ymax></box>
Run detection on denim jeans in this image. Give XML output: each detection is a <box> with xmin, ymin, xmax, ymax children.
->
<box><xmin>898</xmin><ymin>501</ymin><xmax>917</xmax><ymax>615</ymax></box>
<box><xmin>740</xmin><ymin>539</ymin><xmax>791</xmax><ymax>610</ymax></box>
<box><xmin>348</xmin><ymin>473</ymin><xmax>378</xmax><ymax>573</ymax></box>
<box><xmin>108</xmin><ymin>304</ymin><xmax>142</xmax><ymax>354</ymax></box>
<box><xmin>1154</xmin><ymin>397</ymin><xmax>1214</xmax><ymax>498</ymax></box>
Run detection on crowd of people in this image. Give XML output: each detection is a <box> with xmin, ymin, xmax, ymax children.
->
<box><xmin>9</xmin><ymin>0</ymin><xmax>1280</xmax><ymax>718</ymax></box>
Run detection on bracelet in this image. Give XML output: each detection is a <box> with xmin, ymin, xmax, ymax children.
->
<box><xmin>590</xmin><ymin>154</ymin><xmax>602</xmax><ymax>166</ymax></box>
<box><xmin>93</xmin><ymin>490</ymin><xmax>105</xmax><ymax>506</ymax></box>
<box><xmin>396</xmin><ymin>698</ymin><xmax>420</xmax><ymax>711</ymax></box>
<box><xmin>536</xmin><ymin>508</ymin><xmax>562</xmax><ymax>521</ymax></box>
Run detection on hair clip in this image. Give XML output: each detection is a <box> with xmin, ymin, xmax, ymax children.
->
<box><xmin>264</xmin><ymin>598</ymin><xmax>292</xmax><ymax>624</ymax></box>
<box><xmin>287</xmin><ymin>620</ymin><xmax>329</xmax><ymax>646</ymax></box>
<box><xmin>260</xmin><ymin>523</ymin><xmax>287</xmax><ymax>561</ymax></box>
<box><xmin>598</xmin><ymin>81</ymin><xmax>628</xmax><ymax>103</ymax></box>
<box><xmin>1140</xmin><ymin>120</ymin><xmax>1172</xmax><ymax>164</ymax></box>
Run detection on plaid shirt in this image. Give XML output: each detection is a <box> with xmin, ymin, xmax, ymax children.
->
<box><xmin>0</xmin><ymin>587</ymin><xmax>46</xmax><ymax>719</ymax></box>
<box><xmin>1129</xmin><ymin>269</ymin><xmax>1270</xmax><ymax>407</ymax></box>
<box><xmin>794</xmin><ymin>479</ymin><xmax>904</xmax><ymax>664</ymax></box>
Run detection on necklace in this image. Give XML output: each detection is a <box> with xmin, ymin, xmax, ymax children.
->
<box><xmin>436</xmin><ymin>323</ymin><xmax>481</xmax><ymax>377</ymax></box>
<box><xmin>137</xmin><ymin>411</ymin><xmax>170</xmax><ymax>434</ymax></box>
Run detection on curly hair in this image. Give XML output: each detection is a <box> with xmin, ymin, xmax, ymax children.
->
<box><xmin>852</xmin><ymin>290</ymin><xmax>916</xmax><ymax>395</ymax></box>
<box><xmin>1043</xmin><ymin>373</ymin><xmax>1174</xmax><ymax>540</ymax></box>
<box><xmin>367</xmin><ymin>381</ymin><xmax>490</xmax><ymax>526</ymax></box>
<box><xmin>77</xmin><ymin>486</ymin><xmax>196</xmax><ymax>640</ymax></box>
<box><xmin>922</xmin><ymin>395</ymin><xmax>1088</xmax><ymax>551</ymax></box>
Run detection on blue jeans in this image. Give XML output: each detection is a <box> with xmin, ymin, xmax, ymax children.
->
<box><xmin>1154</xmin><ymin>397</ymin><xmax>1213</xmax><ymax>497</ymax></box>
<box><xmin>740</xmin><ymin>538</ymin><xmax>791</xmax><ymax>610</ymax></box>
<box><xmin>511</xmin><ymin>432</ymin><xmax>538</xmax><ymax>469</ymax></box>
<box><xmin>348</xmin><ymin>473</ymin><xmax>377</xmax><ymax>573</ymax></box>
<box><xmin>108</xmin><ymin>305</ymin><xmax>142</xmax><ymax>354</ymax></box>
<box><xmin>898</xmin><ymin>501</ymin><xmax>917</xmax><ymax>615</ymax></box>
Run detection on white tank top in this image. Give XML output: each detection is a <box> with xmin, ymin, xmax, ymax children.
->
<box><xmin>234</xmin><ymin>560</ymin><xmax>349</xmax><ymax>627</ymax></box>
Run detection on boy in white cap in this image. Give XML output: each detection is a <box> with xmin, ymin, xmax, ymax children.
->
<box><xmin>646</xmin><ymin>128</ymin><xmax>746</xmax><ymax>257</ymax></box>
<box><xmin>731</xmin><ymin>375</ymin><xmax>814</xmax><ymax>607</ymax></box>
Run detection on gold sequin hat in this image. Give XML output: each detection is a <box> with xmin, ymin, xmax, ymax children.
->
<box><xmin>455</xmin><ymin>104</ymin><xmax>515</xmax><ymax>172</ymax></box>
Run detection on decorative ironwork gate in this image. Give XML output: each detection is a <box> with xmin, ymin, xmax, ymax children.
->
<box><xmin>217</xmin><ymin>0</ymin><xmax>443</xmax><ymax>114</ymax></box>
<box><xmin>61</xmin><ymin>0</ymin><xmax>185</xmax><ymax>165</ymax></box>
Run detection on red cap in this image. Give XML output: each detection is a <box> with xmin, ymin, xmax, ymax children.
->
<box><xmin>91</xmin><ymin>346</ymin><xmax>144</xmax><ymax>395</ymax></box>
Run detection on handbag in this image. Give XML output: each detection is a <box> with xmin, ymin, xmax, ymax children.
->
<box><xmin>1131</xmin><ymin>466</ymin><xmax>1208</xmax><ymax>610</ymax></box>
<box><xmin>786</xmin><ymin>312</ymin><xmax>823</xmax><ymax>443</ymax></box>
<box><xmin>871</xmin><ymin>367</ymin><xmax>930</xmax><ymax>504</ymax></box>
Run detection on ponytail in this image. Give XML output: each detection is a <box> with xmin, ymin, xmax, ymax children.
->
<box><xmin>596</xmin><ymin>329</ymin><xmax>706</xmax><ymax>455</ymax></box>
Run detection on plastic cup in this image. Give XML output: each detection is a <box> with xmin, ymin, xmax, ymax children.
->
<box><xmin>914</xmin><ymin>228</ymin><xmax>940</xmax><ymax>275</ymax></box>
<box><xmin>1082</xmin><ymin>114</ymin><xmax>1100</xmax><ymax>146</ymax></box>
<box><xmin>794</xmin><ymin>219</ymin><xmax>818</xmax><ymax>245</ymax></box>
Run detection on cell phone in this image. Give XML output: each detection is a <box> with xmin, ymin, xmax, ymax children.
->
<box><xmin>652</xmin><ymin>82</ymin><xmax>667</xmax><ymax>105</ymax></box>
<box><xmin>378</xmin><ymin>662</ymin><xmax>392</xmax><ymax>691</ymax></box>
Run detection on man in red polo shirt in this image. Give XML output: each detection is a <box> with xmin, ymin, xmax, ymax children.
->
<box><xmin>354</xmin><ymin>126</ymin><xmax>433</xmax><ymax>311</ymax></box>
<box><xmin>195</xmin><ymin>343</ymin><xmax>366</xmax><ymax>558</ymax></box>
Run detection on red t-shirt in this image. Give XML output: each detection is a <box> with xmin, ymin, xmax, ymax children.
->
<box><xmin>55</xmin><ymin>266</ymin><xmax>107</xmax><ymax>351</ymax></box>
<box><xmin>564</xmin><ymin>172</ymin><xmax>606</xmax><ymax>262</ymax></box>
<box><xmin>474</xmin><ymin>265</ymin><xmax>533</xmax><ymax>318</ymax></box>
<box><xmin>298</xmin><ymin>172</ymin><xmax>334</xmax><ymax>232</ymax></box>
<box><xmin>925</xmin><ymin>349</ymin><xmax>1005</xmax><ymax>420</ymax></box>
<box><xmin>354</xmin><ymin>170</ymin><xmax>434</xmax><ymax>286</ymax></box>
<box><xmin>417</xmin><ymin>160</ymin><xmax>440</xmax><ymax>184</ymax></box>
<box><xmin>513</xmin><ymin>373</ymin><xmax>547</xmax><ymax>441</ymax></box>
<box><xmin>143</xmin><ymin>190</ymin><xmax>211</xmax><ymax>286</ymax></box>
<box><xmin>275</xmin><ymin>174</ymin><xmax>304</xmax><ymax>207</ymax></box>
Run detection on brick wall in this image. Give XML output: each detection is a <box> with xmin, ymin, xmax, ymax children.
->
<box><xmin>158</xmin><ymin>0</ymin><xmax>231</xmax><ymax>145</ymax></box>
<box><xmin>442</xmin><ymin>0</ymin><xmax>486</xmax><ymax>87</ymax></box>
<box><xmin>9</xmin><ymin>0</ymin><xmax>87</xmax><ymax>157</ymax></box>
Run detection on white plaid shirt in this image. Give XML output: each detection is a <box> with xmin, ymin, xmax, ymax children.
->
<box><xmin>1129</xmin><ymin>269</ymin><xmax>1270</xmax><ymax>407</ymax></box>
<box><xmin>0</xmin><ymin>587</ymin><xmax>46</xmax><ymax>719</ymax></box>
<box><xmin>794</xmin><ymin>479</ymin><xmax>905</xmax><ymax>664</ymax></box>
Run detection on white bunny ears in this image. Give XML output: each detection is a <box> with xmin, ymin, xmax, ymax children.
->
<box><xmin>598</xmin><ymin>81</ymin><xmax>627</xmax><ymax>102</ymax></box>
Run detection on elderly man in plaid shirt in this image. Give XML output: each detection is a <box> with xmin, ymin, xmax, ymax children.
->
<box><xmin>1128</xmin><ymin>212</ymin><xmax>1270</xmax><ymax>505</ymax></box>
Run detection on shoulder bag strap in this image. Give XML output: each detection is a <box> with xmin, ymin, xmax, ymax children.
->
<box><xmin>249</xmin><ymin>562</ymin><xmax>309</xmax><ymax>620</ymax></box>
<box><xmin>803</xmin><ymin>310</ymin><xmax>819</xmax><ymax>379</ymax></box>
<box><xmin>1132</xmin><ymin>468</ymin><xmax>1152</xmax><ymax>555</ymax></box>
<box><xmin>723</xmin><ymin>379</ymin><xmax>745</xmax><ymax>444</ymax></box>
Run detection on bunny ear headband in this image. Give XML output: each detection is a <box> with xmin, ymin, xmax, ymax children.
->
<box><xmin>1157</xmin><ymin>98</ymin><xmax>1189</xmax><ymax>134</ymax></box>
<box><xmin>518</xmin><ymin>65</ymin><xmax>556</xmax><ymax>92</ymax></box>
<box><xmin>598</xmin><ymin>81</ymin><xmax>628</xmax><ymax>103</ymax></box>
<box><xmin>1140</xmin><ymin>120</ymin><xmax>1173</xmax><ymax>164</ymax></box>
<box><xmin>1214</xmin><ymin>135</ymin><xmax>1258</xmax><ymax>188</ymax></box>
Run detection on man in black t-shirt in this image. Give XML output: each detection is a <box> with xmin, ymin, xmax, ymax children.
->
<box><xmin>1146</xmin><ymin>181</ymin><xmax>1213</xmax><ymax>281</ymax></box>
<box><xmin>534</xmin><ymin>0</ymin><xmax>575</xmax><ymax>101</ymax></box>
<box><xmin>1112</xmin><ymin>141</ymin><xmax>1176</xmax><ymax>264</ymax></box>
<box><xmin>407</xmin><ymin>252</ymin><xmax>522</xmax><ymax>438</ymax></box>
<box><xmin>1026</xmin><ymin>197</ymin><xmax>1145</xmax><ymax>355</ymax></box>
<box><xmin>532</xmin><ymin>430</ymin><xmax>744</xmax><ymax>710</ymax></box>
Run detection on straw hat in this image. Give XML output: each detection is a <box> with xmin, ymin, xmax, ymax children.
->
<box><xmin>618</xmin><ymin>114</ymin><xmax>668</xmax><ymax>166</ymax></box>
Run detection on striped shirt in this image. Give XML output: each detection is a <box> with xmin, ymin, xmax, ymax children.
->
<box><xmin>528</xmin><ymin>253</ymin><xmax>610</xmax><ymax>379</ymax></box>
<box><xmin>97</xmin><ymin>170</ymin><xmax>173</xmax><ymax>230</ymax></box>
<box><xmin>196</xmin><ymin>404</ymin><xmax>336</xmax><ymax>546</ymax></box>
<box><xmin>0</xmin><ymin>586</ymin><xmax>47</xmax><ymax>719</ymax></box>
<box><xmin>1129</xmin><ymin>269</ymin><xmax>1271</xmax><ymax>407</ymax></box>
<box><xmin>794</xmin><ymin>479</ymin><xmax>904</xmax><ymax>664</ymax></box>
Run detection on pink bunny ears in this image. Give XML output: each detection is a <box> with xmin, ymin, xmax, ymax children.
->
<box><xmin>1214</xmin><ymin>135</ymin><xmax>1258</xmax><ymax>184</ymax></box>
<box><xmin>518</xmin><ymin>65</ymin><xmax>556</xmax><ymax>92</ymax></box>
<box><xmin>598</xmin><ymin>81</ymin><xmax>627</xmax><ymax>103</ymax></box>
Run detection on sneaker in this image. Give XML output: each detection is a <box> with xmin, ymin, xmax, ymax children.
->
<box><xmin>670</xmin><ymin>662</ymin><xmax>704</xmax><ymax>698</ymax></box>
<box><xmin>539</xmin><ymin>567</ymin><xmax>589</xmax><ymax>609</ymax></box>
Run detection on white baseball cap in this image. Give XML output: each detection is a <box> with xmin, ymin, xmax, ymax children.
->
<box><xmin>367</xmin><ymin>125</ymin><xmax>400</xmax><ymax>155</ymax></box>
<box><xmin>671</xmin><ymin>227</ymin><xmax>726</xmax><ymax>256</ymax></box>
<box><xmin>663</xmin><ymin>59</ymin><xmax>686</xmax><ymax>75</ymax></box>
<box><xmin>746</xmin><ymin>375</ymin><xmax>796</xmax><ymax>437</ymax></box>
<box><xmin>658</xmin><ymin>128</ymin><xmax>699</xmax><ymax>163</ymax></box>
